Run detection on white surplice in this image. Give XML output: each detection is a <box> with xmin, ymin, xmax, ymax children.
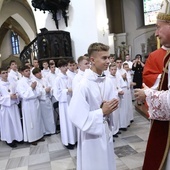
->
<box><xmin>41</xmin><ymin>68</ymin><xmax>50</xmax><ymax>79</ymax></box>
<box><xmin>72</xmin><ymin>69</ymin><xmax>84</xmax><ymax>91</ymax></box>
<box><xmin>125</xmin><ymin>70</ymin><xmax>134</xmax><ymax>122</ymax></box>
<box><xmin>33</xmin><ymin>77</ymin><xmax>56</xmax><ymax>135</ymax></box>
<box><xmin>116</xmin><ymin>71</ymin><xmax>130</xmax><ymax>128</ymax></box>
<box><xmin>69</xmin><ymin>69</ymin><xmax>117</xmax><ymax>170</ymax></box>
<box><xmin>16</xmin><ymin>77</ymin><xmax>44</xmax><ymax>142</ymax></box>
<box><xmin>0</xmin><ymin>81</ymin><xmax>23</xmax><ymax>143</ymax></box>
<box><xmin>108</xmin><ymin>74</ymin><xmax>121</xmax><ymax>135</ymax></box>
<box><xmin>8</xmin><ymin>69</ymin><xmax>22</xmax><ymax>86</ymax></box>
<box><xmin>53</xmin><ymin>72</ymin><xmax>77</xmax><ymax>146</ymax></box>
<box><xmin>47</xmin><ymin>72</ymin><xmax>58</xmax><ymax>88</ymax></box>
<box><xmin>66</xmin><ymin>69</ymin><xmax>76</xmax><ymax>81</ymax></box>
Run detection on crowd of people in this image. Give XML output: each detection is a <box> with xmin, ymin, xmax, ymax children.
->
<box><xmin>0</xmin><ymin>43</ymin><xmax>146</xmax><ymax>169</ymax></box>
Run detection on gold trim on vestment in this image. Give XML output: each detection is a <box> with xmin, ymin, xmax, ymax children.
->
<box><xmin>159</xmin><ymin>123</ymin><xmax>170</xmax><ymax>170</ymax></box>
<box><xmin>158</xmin><ymin>51</ymin><xmax>170</xmax><ymax>90</ymax></box>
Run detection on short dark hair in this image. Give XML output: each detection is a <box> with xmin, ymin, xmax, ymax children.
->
<box><xmin>42</xmin><ymin>61</ymin><xmax>48</xmax><ymax>64</ymax></box>
<box><xmin>123</xmin><ymin>63</ymin><xmax>129</xmax><ymax>67</ymax></box>
<box><xmin>32</xmin><ymin>68</ymin><xmax>41</xmax><ymax>75</ymax></box>
<box><xmin>67</xmin><ymin>59</ymin><xmax>75</xmax><ymax>64</ymax></box>
<box><xmin>0</xmin><ymin>67</ymin><xmax>7</xmax><ymax>73</ymax></box>
<box><xmin>115</xmin><ymin>58</ymin><xmax>122</xmax><ymax>62</ymax></box>
<box><xmin>109</xmin><ymin>54</ymin><xmax>115</xmax><ymax>58</ymax></box>
<box><xmin>49</xmin><ymin>63</ymin><xmax>55</xmax><ymax>68</ymax></box>
<box><xmin>20</xmin><ymin>65</ymin><xmax>30</xmax><ymax>72</ymax></box>
<box><xmin>135</xmin><ymin>54</ymin><xmax>142</xmax><ymax>59</ymax></box>
<box><xmin>9</xmin><ymin>60</ymin><xmax>16</xmax><ymax>66</ymax></box>
<box><xmin>57</xmin><ymin>59</ymin><xmax>68</xmax><ymax>67</ymax></box>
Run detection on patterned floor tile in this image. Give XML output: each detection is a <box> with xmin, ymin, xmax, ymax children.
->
<box><xmin>120</xmin><ymin>153</ymin><xmax>144</xmax><ymax>169</ymax></box>
<box><xmin>49</xmin><ymin>149</ymin><xmax>70</xmax><ymax>161</ymax></box>
<box><xmin>6</xmin><ymin>156</ymin><xmax>29</xmax><ymax>169</ymax></box>
<box><xmin>28</xmin><ymin>162</ymin><xmax>51</xmax><ymax>170</ymax></box>
<box><xmin>0</xmin><ymin>109</ymin><xmax>150</xmax><ymax>170</ymax></box>
<box><xmin>30</xmin><ymin>145</ymin><xmax>48</xmax><ymax>155</ymax></box>
<box><xmin>115</xmin><ymin>145</ymin><xmax>138</xmax><ymax>158</ymax></box>
<box><xmin>28</xmin><ymin>153</ymin><xmax>50</xmax><ymax>166</ymax></box>
<box><xmin>51</xmin><ymin>157</ymin><xmax>76</xmax><ymax>170</ymax></box>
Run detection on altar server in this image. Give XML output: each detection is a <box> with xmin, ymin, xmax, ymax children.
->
<box><xmin>69</xmin><ymin>43</ymin><xmax>118</xmax><ymax>170</ymax></box>
<box><xmin>0</xmin><ymin>67</ymin><xmax>23</xmax><ymax>147</ymax></box>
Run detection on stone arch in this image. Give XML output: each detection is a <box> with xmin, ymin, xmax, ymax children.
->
<box><xmin>0</xmin><ymin>0</ymin><xmax>37</xmax><ymax>63</ymax></box>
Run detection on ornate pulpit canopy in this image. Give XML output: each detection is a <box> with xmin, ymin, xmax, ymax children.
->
<box><xmin>31</xmin><ymin>0</ymin><xmax>70</xmax><ymax>29</ymax></box>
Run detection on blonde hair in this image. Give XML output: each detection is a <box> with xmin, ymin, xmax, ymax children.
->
<box><xmin>109</xmin><ymin>63</ymin><xmax>117</xmax><ymax>69</ymax></box>
<box><xmin>77</xmin><ymin>56</ymin><xmax>89</xmax><ymax>64</ymax></box>
<box><xmin>88</xmin><ymin>43</ymin><xmax>109</xmax><ymax>56</ymax></box>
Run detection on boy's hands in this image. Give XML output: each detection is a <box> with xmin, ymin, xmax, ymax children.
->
<box><xmin>102</xmin><ymin>99</ymin><xmax>119</xmax><ymax>116</ymax></box>
<box><xmin>31</xmin><ymin>81</ymin><xmax>37</xmax><ymax>89</ymax></box>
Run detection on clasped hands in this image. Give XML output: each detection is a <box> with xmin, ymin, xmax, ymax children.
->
<box><xmin>102</xmin><ymin>98</ymin><xmax>119</xmax><ymax>116</ymax></box>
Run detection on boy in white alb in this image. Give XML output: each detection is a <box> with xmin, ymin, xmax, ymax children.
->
<box><xmin>41</xmin><ymin>61</ymin><xmax>50</xmax><ymax>79</ymax></box>
<box><xmin>116</xmin><ymin>58</ymin><xmax>130</xmax><ymax>130</ymax></box>
<box><xmin>66</xmin><ymin>59</ymin><xmax>76</xmax><ymax>81</ymax></box>
<box><xmin>16</xmin><ymin>66</ymin><xmax>44</xmax><ymax>145</ymax></box>
<box><xmin>47</xmin><ymin>64</ymin><xmax>59</xmax><ymax>129</ymax></box>
<box><xmin>32</xmin><ymin>68</ymin><xmax>56</xmax><ymax>135</ymax></box>
<box><xmin>108</xmin><ymin>63</ymin><xmax>124</xmax><ymax>137</ymax></box>
<box><xmin>72</xmin><ymin>56</ymin><xmax>90</xmax><ymax>90</ymax></box>
<box><xmin>0</xmin><ymin>67</ymin><xmax>23</xmax><ymax>147</ymax></box>
<box><xmin>8</xmin><ymin>60</ymin><xmax>22</xmax><ymax>86</ymax></box>
<box><xmin>123</xmin><ymin>63</ymin><xmax>135</xmax><ymax>123</ymax></box>
<box><xmin>69</xmin><ymin>43</ymin><xmax>119</xmax><ymax>170</ymax></box>
<box><xmin>53</xmin><ymin>59</ymin><xmax>77</xmax><ymax>150</ymax></box>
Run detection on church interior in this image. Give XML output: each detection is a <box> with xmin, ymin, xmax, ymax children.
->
<box><xmin>0</xmin><ymin>0</ymin><xmax>163</xmax><ymax>169</ymax></box>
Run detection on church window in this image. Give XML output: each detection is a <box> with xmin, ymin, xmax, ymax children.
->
<box><xmin>11</xmin><ymin>32</ymin><xmax>20</xmax><ymax>55</ymax></box>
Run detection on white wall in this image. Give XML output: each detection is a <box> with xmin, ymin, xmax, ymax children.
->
<box><xmin>28</xmin><ymin>0</ymin><xmax>109</xmax><ymax>60</ymax></box>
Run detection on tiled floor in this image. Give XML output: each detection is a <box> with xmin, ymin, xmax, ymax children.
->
<box><xmin>0</xmin><ymin>107</ymin><xmax>150</xmax><ymax>170</ymax></box>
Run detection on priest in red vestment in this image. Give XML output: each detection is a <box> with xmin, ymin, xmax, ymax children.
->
<box><xmin>143</xmin><ymin>47</ymin><xmax>166</xmax><ymax>88</ymax></box>
<box><xmin>136</xmin><ymin>0</ymin><xmax>170</xmax><ymax>169</ymax></box>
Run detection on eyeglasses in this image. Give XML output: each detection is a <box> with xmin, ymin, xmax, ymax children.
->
<box><xmin>1</xmin><ymin>71</ymin><xmax>8</xmax><ymax>74</ymax></box>
<box><xmin>116</xmin><ymin>62</ymin><xmax>122</xmax><ymax>63</ymax></box>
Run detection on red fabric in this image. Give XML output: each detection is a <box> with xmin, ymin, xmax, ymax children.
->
<box><xmin>143</xmin><ymin>53</ymin><xmax>170</xmax><ymax>170</ymax></box>
<box><xmin>143</xmin><ymin>121</ymin><xmax>169</xmax><ymax>170</ymax></box>
<box><xmin>143</xmin><ymin>48</ymin><xmax>166</xmax><ymax>87</ymax></box>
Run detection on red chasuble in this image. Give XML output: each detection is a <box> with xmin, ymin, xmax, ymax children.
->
<box><xmin>142</xmin><ymin>52</ymin><xmax>170</xmax><ymax>170</ymax></box>
<box><xmin>143</xmin><ymin>48</ymin><xmax>166</xmax><ymax>88</ymax></box>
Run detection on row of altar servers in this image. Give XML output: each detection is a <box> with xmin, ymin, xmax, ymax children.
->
<box><xmin>0</xmin><ymin>61</ymin><xmax>134</xmax><ymax>147</ymax></box>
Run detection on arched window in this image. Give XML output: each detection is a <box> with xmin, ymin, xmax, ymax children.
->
<box><xmin>11</xmin><ymin>32</ymin><xmax>20</xmax><ymax>55</ymax></box>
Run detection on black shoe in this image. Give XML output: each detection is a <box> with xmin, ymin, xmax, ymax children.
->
<box><xmin>30</xmin><ymin>141</ymin><xmax>37</xmax><ymax>145</ymax></box>
<box><xmin>38</xmin><ymin>138</ymin><xmax>45</xmax><ymax>142</ymax></box>
<box><xmin>6</xmin><ymin>141</ymin><xmax>17</xmax><ymax>148</ymax></box>
<box><xmin>14</xmin><ymin>140</ymin><xmax>24</xmax><ymax>144</ymax></box>
<box><xmin>119</xmin><ymin>128</ymin><xmax>127</xmax><ymax>131</ymax></box>
<box><xmin>113</xmin><ymin>134</ymin><xmax>118</xmax><ymax>138</ymax></box>
<box><xmin>130</xmin><ymin>120</ymin><xmax>134</xmax><ymax>123</ymax></box>
<box><xmin>117</xmin><ymin>131</ymin><xmax>121</xmax><ymax>134</ymax></box>
<box><xmin>44</xmin><ymin>134</ymin><xmax>51</xmax><ymax>136</ymax></box>
<box><xmin>65</xmin><ymin>144</ymin><xmax>74</xmax><ymax>150</ymax></box>
<box><xmin>56</xmin><ymin>130</ymin><xmax>60</xmax><ymax>134</ymax></box>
